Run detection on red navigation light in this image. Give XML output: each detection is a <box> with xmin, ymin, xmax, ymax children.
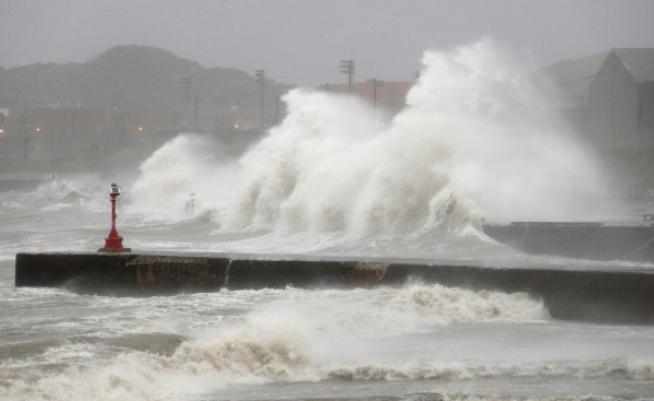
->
<box><xmin>98</xmin><ymin>183</ymin><xmax>130</xmax><ymax>253</ymax></box>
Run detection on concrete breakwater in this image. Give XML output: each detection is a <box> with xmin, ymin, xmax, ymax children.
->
<box><xmin>15</xmin><ymin>252</ymin><xmax>654</xmax><ymax>324</ymax></box>
<box><xmin>483</xmin><ymin>222</ymin><xmax>654</xmax><ymax>262</ymax></box>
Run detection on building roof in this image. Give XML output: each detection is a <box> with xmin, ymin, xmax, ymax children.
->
<box><xmin>539</xmin><ymin>52</ymin><xmax>608</xmax><ymax>103</ymax></box>
<box><xmin>613</xmin><ymin>48</ymin><xmax>654</xmax><ymax>82</ymax></box>
<box><xmin>539</xmin><ymin>48</ymin><xmax>654</xmax><ymax>106</ymax></box>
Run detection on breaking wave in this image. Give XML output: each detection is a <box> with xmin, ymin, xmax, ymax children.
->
<box><xmin>369</xmin><ymin>394</ymin><xmax>649</xmax><ymax>401</ymax></box>
<box><xmin>0</xmin><ymin>175</ymin><xmax>107</xmax><ymax>215</ymax></box>
<box><xmin>3</xmin><ymin>348</ymin><xmax>652</xmax><ymax>401</ymax></box>
<box><xmin>0</xmin><ymin>283</ymin><xmax>553</xmax><ymax>401</ymax></box>
<box><xmin>129</xmin><ymin>40</ymin><xmax>608</xmax><ymax>249</ymax></box>
<box><xmin>262</xmin><ymin>283</ymin><xmax>549</xmax><ymax>335</ymax></box>
<box><xmin>326</xmin><ymin>359</ymin><xmax>654</xmax><ymax>381</ymax></box>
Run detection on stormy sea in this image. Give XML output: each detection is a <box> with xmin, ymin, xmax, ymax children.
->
<box><xmin>1</xmin><ymin>41</ymin><xmax>654</xmax><ymax>401</ymax></box>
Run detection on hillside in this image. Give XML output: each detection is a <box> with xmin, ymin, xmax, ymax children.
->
<box><xmin>0</xmin><ymin>45</ymin><xmax>293</xmax><ymax>109</ymax></box>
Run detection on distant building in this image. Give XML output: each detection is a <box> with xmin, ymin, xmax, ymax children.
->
<box><xmin>1</xmin><ymin>105</ymin><xmax>114</xmax><ymax>160</ymax></box>
<box><xmin>318</xmin><ymin>81</ymin><xmax>413</xmax><ymax>116</ymax></box>
<box><xmin>0</xmin><ymin>103</ymin><xmax>183</xmax><ymax>161</ymax></box>
<box><xmin>587</xmin><ymin>49</ymin><xmax>654</xmax><ymax>151</ymax></box>
<box><xmin>543</xmin><ymin>48</ymin><xmax>654</xmax><ymax>152</ymax></box>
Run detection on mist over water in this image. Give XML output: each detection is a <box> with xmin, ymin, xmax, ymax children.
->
<box><xmin>131</xmin><ymin>41</ymin><xmax>609</xmax><ymax>247</ymax></box>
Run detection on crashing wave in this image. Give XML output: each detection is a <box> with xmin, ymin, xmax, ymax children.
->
<box><xmin>129</xmin><ymin>40</ymin><xmax>608</xmax><ymax>250</ymax></box>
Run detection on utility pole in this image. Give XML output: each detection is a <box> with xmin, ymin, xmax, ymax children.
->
<box><xmin>18</xmin><ymin>115</ymin><xmax>28</xmax><ymax>160</ymax></box>
<box><xmin>179</xmin><ymin>76</ymin><xmax>193</xmax><ymax>130</ymax></box>
<box><xmin>193</xmin><ymin>96</ymin><xmax>199</xmax><ymax>131</ymax></box>
<box><xmin>255</xmin><ymin>69</ymin><xmax>265</xmax><ymax>130</ymax></box>
<box><xmin>368</xmin><ymin>79</ymin><xmax>384</xmax><ymax>109</ymax></box>
<box><xmin>340</xmin><ymin>59</ymin><xmax>355</xmax><ymax>93</ymax></box>
<box><xmin>48</xmin><ymin>126</ymin><xmax>53</xmax><ymax>161</ymax></box>
<box><xmin>179</xmin><ymin>76</ymin><xmax>192</xmax><ymax>99</ymax></box>
<box><xmin>274</xmin><ymin>94</ymin><xmax>281</xmax><ymax>125</ymax></box>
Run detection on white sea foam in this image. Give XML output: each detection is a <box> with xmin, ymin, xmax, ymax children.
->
<box><xmin>126</xmin><ymin>40</ymin><xmax>608</xmax><ymax>258</ymax></box>
<box><xmin>0</xmin><ymin>175</ymin><xmax>107</xmax><ymax>216</ymax></box>
<box><xmin>7</xmin><ymin>280</ymin><xmax>654</xmax><ymax>401</ymax></box>
<box><xmin>3</xmin><ymin>348</ymin><xmax>652</xmax><ymax>401</ymax></box>
<box><xmin>251</xmin><ymin>283</ymin><xmax>549</xmax><ymax>337</ymax></box>
<box><xmin>403</xmin><ymin>394</ymin><xmax>637</xmax><ymax>401</ymax></box>
<box><xmin>129</xmin><ymin>133</ymin><xmax>239</xmax><ymax>223</ymax></box>
<box><xmin>325</xmin><ymin>358</ymin><xmax>654</xmax><ymax>381</ymax></box>
<box><xmin>0</xmin><ymin>283</ymin><xmax>552</xmax><ymax>401</ymax></box>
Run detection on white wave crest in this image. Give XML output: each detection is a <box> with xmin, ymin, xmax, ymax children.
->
<box><xmin>3</xmin><ymin>347</ymin><xmax>653</xmax><ymax>401</ymax></box>
<box><xmin>129</xmin><ymin>39</ymin><xmax>609</xmax><ymax>253</ymax></box>
<box><xmin>403</xmin><ymin>394</ymin><xmax>633</xmax><ymax>401</ymax></box>
<box><xmin>0</xmin><ymin>283</ymin><xmax>552</xmax><ymax>401</ymax></box>
<box><xmin>326</xmin><ymin>358</ymin><xmax>654</xmax><ymax>381</ymax></box>
<box><xmin>268</xmin><ymin>284</ymin><xmax>549</xmax><ymax>336</ymax></box>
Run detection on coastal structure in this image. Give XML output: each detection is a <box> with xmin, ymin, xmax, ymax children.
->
<box><xmin>544</xmin><ymin>48</ymin><xmax>654</xmax><ymax>152</ymax></box>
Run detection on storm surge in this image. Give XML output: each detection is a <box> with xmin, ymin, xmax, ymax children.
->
<box><xmin>130</xmin><ymin>40</ymin><xmax>607</xmax><ymax>252</ymax></box>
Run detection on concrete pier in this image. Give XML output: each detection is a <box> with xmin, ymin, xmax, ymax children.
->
<box><xmin>483</xmin><ymin>222</ymin><xmax>654</xmax><ymax>262</ymax></box>
<box><xmin>15</xmin><ymin>252</ymin><xmax>654</xmax><ymax>324</ymax></box>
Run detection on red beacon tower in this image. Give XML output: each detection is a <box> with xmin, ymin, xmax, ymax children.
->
<box><xmin>99</xmin><ymin>183</ymin><xmax>131</xmax><ymax>252</ymax></box>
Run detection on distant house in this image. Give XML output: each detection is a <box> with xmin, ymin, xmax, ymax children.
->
<box><xmin>587</xmin><ymin>49</ymin><xmax>654</xmax><ymax>151</ymax></box>
<box><xmin>543</xmin><ymin>49</ymin><xmax>654</xmax><ymax>152</ymax></box>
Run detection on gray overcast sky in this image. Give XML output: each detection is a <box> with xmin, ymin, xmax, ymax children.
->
<box><xmin>1</xmin><ymin>0</ymin><xmax>654</xmax><ymax>85</ymax></box>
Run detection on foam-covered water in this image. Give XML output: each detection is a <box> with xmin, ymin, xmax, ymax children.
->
<box><xmin>1</xmin><ymin>41</ymin><xmax>653</xmax><ymax>401</ymax></box>
<box><xmin>2</xmin><ymin>272</ymin><xmax>654</xmax><ymax>401</ymax></box>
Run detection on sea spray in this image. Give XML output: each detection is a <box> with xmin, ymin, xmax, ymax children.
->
<box><xmin>226</xmin><ymin>87</ymin><xmax>480</xmax><ymax>236</ymax></box>
<box><xmin>130</xmin><ymin>134</ymin><xmax>239</xmax><ymax>222</ymax></box>
<box><xmin>129</xmin><ymin>40</ymin><xmax>609</xmax><ymax>253</ymax></box>
<box><xmin>401</xmin><ymin>40</ymin><xmax>608</xmax><ymax>223</ymax></box>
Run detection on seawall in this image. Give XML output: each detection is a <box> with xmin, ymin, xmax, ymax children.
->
<box><xmin>482</xmin><ymin>222</ymin><xmax>654</xmax><ymax>262</ymax></box>
<box><xmin>15</xmin><ymin>252</ymin><xmax>654</xmax><ymax>324</ymax></box>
